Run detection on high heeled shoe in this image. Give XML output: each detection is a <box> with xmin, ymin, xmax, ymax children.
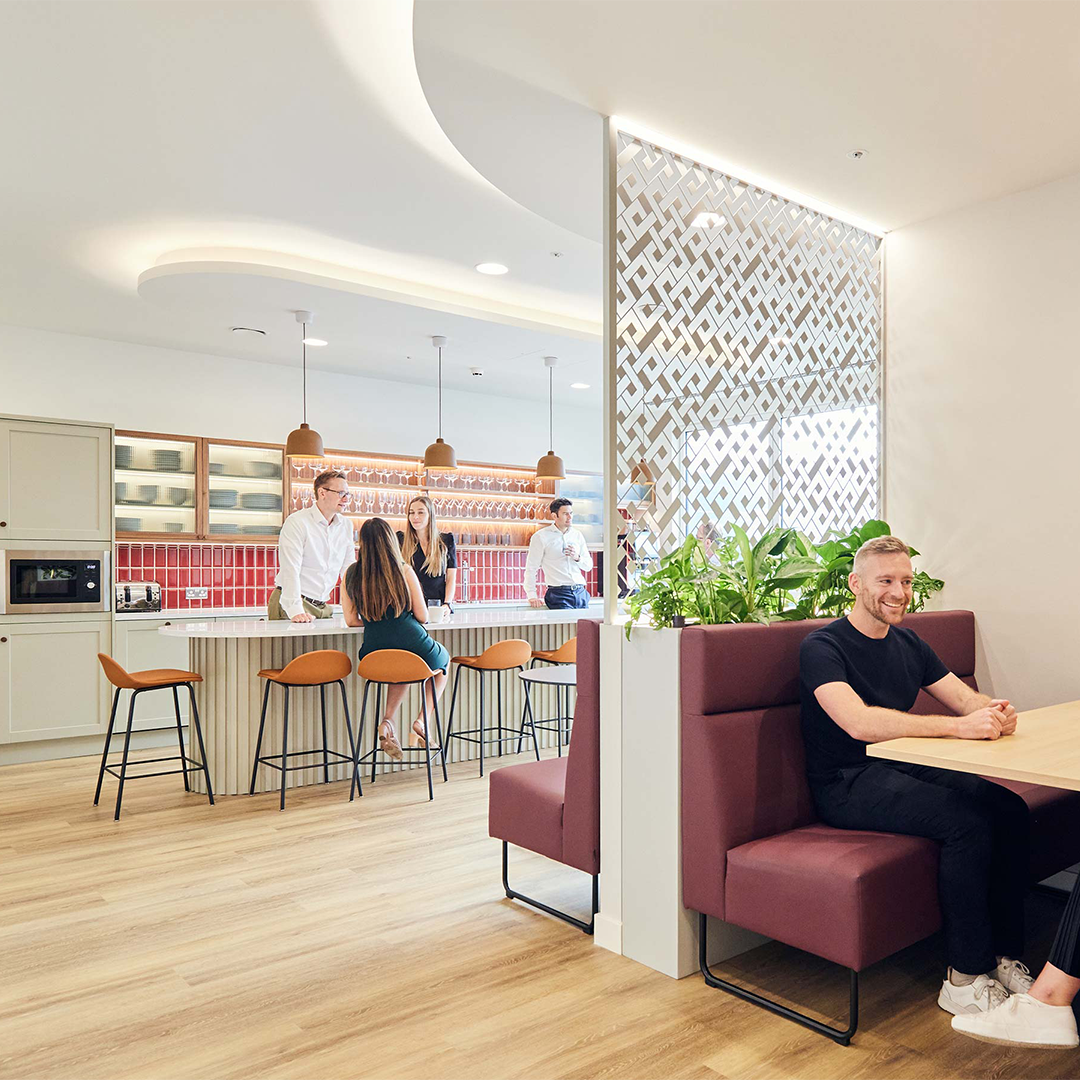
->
<box><xmin>378</xmin><ymin>722</ymin><xmax>403</xmax><ymax>761</ymax></box>
<box><xmin>409</xmin><ymin>719</ymin><xmax>428</xmax><ymax>749</ymax></box>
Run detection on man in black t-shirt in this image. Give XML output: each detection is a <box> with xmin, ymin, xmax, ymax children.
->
<box><xmin>800</xmin><ymin>535</ymin><xmax>1031</xmax><ymax>1021</ymax></box>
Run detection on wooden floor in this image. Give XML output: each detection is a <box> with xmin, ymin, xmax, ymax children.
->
<box><xmin>2</xmin><ymin>752</ymin><xmax>1079</xmax><ymax>1080</ymax></box>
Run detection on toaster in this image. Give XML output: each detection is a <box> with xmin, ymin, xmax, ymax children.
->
<box><xmin>115</xmin><ymin>580</ymin><xmax>162</xmax><ymax>613</ymax></box>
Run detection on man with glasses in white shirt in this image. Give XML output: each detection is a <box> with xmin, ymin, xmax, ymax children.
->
<box><xmin>268</xmin><ymin>469</ymin><xmax>356</xmax><ymax>622</ymax></box>
<box><xmin>525</xmin><ymin>497</ymin><xmax>593</xmax><ymax>609</ymax></box>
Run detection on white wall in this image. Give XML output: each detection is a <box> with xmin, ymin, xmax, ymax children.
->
<box><xmin>0</xmin><ymin>323</ymin><xmax>602</xmax><ymax>471</ymax></box>
<box><xmin>885</xmin><ymin>171</ymin><xmax>1080</xmax><ymax>709</ymax></box>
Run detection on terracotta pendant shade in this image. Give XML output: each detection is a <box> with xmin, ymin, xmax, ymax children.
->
<box><xmin>425</xmin><ymin>335</ymin><xmax>458</xmax><ymax>473</ymax></box>
<box><xmin>424</xmin><ymin>436</ymin><xmax>457</xmax><ymax>472</ymax></box>
<box><xmin>286</xmin><ymin>422</ymin><xmax>324</xmax><ymax>460</ymax></box>
<box><xmin>536</xmin><ymin>356</ymin><xmax>565</xmax><ymax>481</ymax></box>
<box><xmin>535</xmin><ymin>449</ymin><xmax>565</xmax><ymax>481</ymax></box>
<box><xmin>630</xmin><ymin>458</ymin><xmax>655</xmax><ymax>486</ymax></box>
<box><xmin>286</xmin><ymin>311</ymin><xmax>324</xmax><ymax>462</ymax></box>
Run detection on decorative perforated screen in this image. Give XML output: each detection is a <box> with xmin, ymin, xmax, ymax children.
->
<box><xmin>613</xmin><ymin>130</ymin><xmax>881</xmax><ymax>584</ymax></box>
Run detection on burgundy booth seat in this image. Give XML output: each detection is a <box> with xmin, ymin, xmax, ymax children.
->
<box><xmin>488</xmin><ymin>619</ymin><xmax>600</xmax><ymax>932</ymax></box>
<box><xmin>681</xmin><ymin>610</ymin><xmax>1080</xmax><ymax>1042</ymax></box>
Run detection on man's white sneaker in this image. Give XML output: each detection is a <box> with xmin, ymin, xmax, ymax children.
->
<box><xmin>993</xmin><ymin>957</ymin><xmax>1034</xmax><ymax>995</ymax></box>
<box><xmin>952</xmin><ymin>993</ymin><xmax>1080</xmax><ymax>1048</ymax></box>
<box><xmin>938</xmin><ymin>973</ymin><xmax>1010</xmax><ymax>1015</ymax></box>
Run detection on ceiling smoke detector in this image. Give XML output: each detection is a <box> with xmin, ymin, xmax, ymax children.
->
<box><xmin>469</xmin><ymin>367</ymin><xmax>484</xmax><ymax>377</ymax></box>
<box><xmin>847</xmin><ymin>149</ymin><xmax>867</xmax><ymax>160</ymax></box>
<box><xmin>231</xmin><ymin>326</ymin><xmax>266</xmax><ymax>337</ymax></box>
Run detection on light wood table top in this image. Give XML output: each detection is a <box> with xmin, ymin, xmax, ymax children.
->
<box><xmin>867</xmin><ymin>699</ymin><xmax>1080</xmax><ymax>792</ymax></box>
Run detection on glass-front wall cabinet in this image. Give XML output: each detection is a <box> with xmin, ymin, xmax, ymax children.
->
<box><xmin>207</xmin><ymin>442</ymin><xmax>283</xmax><ymax>539</ymax></box>
<box><xmin>114</xmin><ymin>434</ymin><xmax>198</xmax><ymax>536</ymax></box>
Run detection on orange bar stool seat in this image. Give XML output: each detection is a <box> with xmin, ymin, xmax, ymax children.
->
<box><xmin>354</xmin><ymin>650</ymin><xmax>447</xmax><ymax>802</ymax></box>
<box><xmin>251</xmin><ymin>650</ymin><xmax>359</xmax><ymax>810</ymax></box>
<box><xmin>521</xmin><ymin>634</ymin><xmax>579</xmax><ymax>755</ymax></box>
<box><xmin>443</xmin><ymin>638</ymin><xmax>538</xmax><ymax>777</ymax></box>
<box><xmin>94</xmin><ymin>653</ymin><xmax>214</xmax><ymax>821</ymax></box>
<box><xmin>530</xmin><ymin>636</ymin><xmax>577</xmax><ymax>666</ymax></box>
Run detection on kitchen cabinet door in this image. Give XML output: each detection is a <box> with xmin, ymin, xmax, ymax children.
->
<box><xmin>0</xmin><ymin>620</ymin><xmax>113</xmax><ymax>743</ymax></box>
<box><xmin>0</xmin><ymin>419</ymin><xmax>112</xmax><ymax>541</ymax></box>
<box><xmin>112</xmin><ymin>619</ymin><xmax>192</xmax><ymax>731</ymax></box>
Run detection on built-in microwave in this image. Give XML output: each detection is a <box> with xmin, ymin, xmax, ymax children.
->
<box><xmin>1</xmin><ymin>549</ymin><xmax>111</xmax><ymax>615</ymax></box>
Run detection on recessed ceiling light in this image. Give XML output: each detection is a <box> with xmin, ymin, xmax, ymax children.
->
<box><xmin>230</xmin><ymin>326</ymin><xmax>266</xmax><ymax>336</ymax></box>
<box><xmin>691</xmin><ymin>212</ymin><xmax>726</xmax><ymax>229</ymax></box>
<box><xmin>475</xmin><ymin>262</ymin><xmax>509</xmax><ymax>275</ymax></box>
<box><xmin>570</xmin><ymin>383</ymin><xmax>590</xmax><ymax>390</ymax></box>
<box><xmin>847</xmin><ymin>149</ymin><xmax>867</xmax><ymax>160</ymax></box>
<box><xmin>302</xmin><ymin>337</ymin><xmax>328</xmax><ymax>347</ymax></box>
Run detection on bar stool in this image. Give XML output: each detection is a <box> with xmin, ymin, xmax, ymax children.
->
<box><xmin>251</xmin><ymin>650</ymin><xmax>358</xmax><ymax>810</ymax></box>
<box><xmin>352</xmin><ymin>650</ymin><xmax>447</xmax><ymax>802</ymax></box>
<box><xmin>94</xmin><ymin>653</ymin><xmax>214</xmax><ymax>821</ymax></box>
<box><xmin>443</xmin><ymin>639</ymin><xmax>537</xmax><ymax>776</ymax></box>
<box><xmin>521</xmin><ymin>636</ymin><xmax>577</xmax><ymax>754</ymax></box>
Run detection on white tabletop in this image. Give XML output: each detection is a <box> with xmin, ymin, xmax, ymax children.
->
<box><xmin>519</xmin><ymin>664</ymin><xmax>577</xmax><ymax>686</ymax></box>
<box><xmin>159</xmin><ymin>604</ymin><xmax>601</xmax><ymax>638</ymax></box>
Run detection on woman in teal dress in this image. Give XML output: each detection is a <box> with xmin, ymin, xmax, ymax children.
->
<box><xmin>342</xmin><ymin>518</ymin><xmax>450</xmax><ymax>760</ymax></box>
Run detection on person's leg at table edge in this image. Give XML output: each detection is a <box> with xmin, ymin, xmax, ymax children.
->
<box><xmin>953</xmin><ymin>876</ymin><xmax>1080</xmax><ymax>1048</ymax></box>
<box><xmin>813</xmin><ymin>761</ymin><xmax>1023</xmax><ymax>1014</ymax></box>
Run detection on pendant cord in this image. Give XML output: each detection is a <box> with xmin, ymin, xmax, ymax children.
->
<box><xmin>302</xmin><ymin>322</ymin><xmax>308</xmax><ymax>425</ymax></box>
<box><xmin>438</xmin><ymin>345</ymin><xmax>443</xmax><ymax>439</ymax></box>
<box><xmin>548</xmin><ymin>366</ymin><xmax>553</xmax><ymax>449</ymax></box>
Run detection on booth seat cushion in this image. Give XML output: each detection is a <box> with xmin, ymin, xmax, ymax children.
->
<box><xmin>488</xmin><ymin>757</ymin><xmax>567</xmax><ymax>864</ymax></box>
<box><xmin>725</xmin><ymin>825</ymin><xmax>942</xmax><ymax>971</ymax></box>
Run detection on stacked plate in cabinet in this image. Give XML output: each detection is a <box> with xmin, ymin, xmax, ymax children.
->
<box><xmin>240</xmin><ymin>492</ymin><xmax>282</xmax><ymax>511</ymax></box>
<box><xmin>209</xmin><ymin>490</ymin><xmax>237</xmax><ymax>508</ymax></box>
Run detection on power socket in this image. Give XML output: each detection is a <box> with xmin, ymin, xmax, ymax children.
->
<box><xmin>186</xmin><ymin>587</ymin><xmax>209</xmax><ymax>600</ymax></box>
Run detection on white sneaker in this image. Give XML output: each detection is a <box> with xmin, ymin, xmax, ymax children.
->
<box><xmin>952</xmin><ymin>993</ymin><xmax>1080</xmax><ymax>1048</ymax></box>
<box><xmin>938</xmin><ymin>973</ymin><xmax>1010</xmax><ymax>1015</ymax></box>
<box><xmin>993</xmin><ymin>957</ymin><xmax>1034</xmax><ymax>994</ymax></box>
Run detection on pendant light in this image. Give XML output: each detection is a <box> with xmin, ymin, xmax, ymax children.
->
<box><xmin>423</xmin><ymin>335</ymin><xmax>457</xmax><ymax>471</ymax></box>
<box><xmin>628</xmin><ymin>386</ymin><xmax>656</xmax><ymax>497</ymax></box>
<box><xmin>285</xmin><ymin>310</ymin><xmax>325</xmax><ymax>459</ymax></box>
<box><xmin>535</xmin><ymin>355</ymin><xmax>566</xmax><ymax>480</ymax></box>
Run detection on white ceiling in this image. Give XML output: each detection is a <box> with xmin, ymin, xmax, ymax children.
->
<box><xmin>2</xmin><ymin>0</ymin><xmax>1078</xmax><ymax>407</ymax></box>
<box><xmin>416</xmin><ymin>0</ymin><xmax>1080</xmax><ymax>236</ymax></box>
<box><xmin>0</xmin><ymin>0</ymin><xmax>601</xmax><ymax>404</ymax></box>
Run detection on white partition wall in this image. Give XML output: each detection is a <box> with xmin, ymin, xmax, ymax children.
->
<box><xmin>600</xmin><ymin>120</ymin><xmax>884</xmax><ymax>975</ymax></box>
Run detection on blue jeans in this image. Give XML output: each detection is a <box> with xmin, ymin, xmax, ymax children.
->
<box><xmin>544</xmin><ymin>585</ymin><xmax>589</xmax><ymax>609</ymax></box>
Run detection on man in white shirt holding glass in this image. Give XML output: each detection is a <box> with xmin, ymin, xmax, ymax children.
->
<box><xmin>268</xmin><ymin>469</ymin><xmax>356</xmax><ymax>622</ymax></box>
<box><xmin>525</xmin><ymin>497</ymin><xmax>593</xmax><ymax>609</ymax></box>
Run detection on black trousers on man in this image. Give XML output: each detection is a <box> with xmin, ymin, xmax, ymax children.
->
<box><xmin>1049</xmin><ymin>878</ymin><xmax>1080</xmax><ymax>978</ymax></box>
<box><xmin>812</xmin><ymin>760</ymin><xmax>1030</xmax><ymax>976</ymax></box>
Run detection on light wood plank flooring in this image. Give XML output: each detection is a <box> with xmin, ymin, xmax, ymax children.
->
<box><xmin>1</xmin><ymin>751</ymin><xmax>1078</xmax><ymax>1080</ymax></box>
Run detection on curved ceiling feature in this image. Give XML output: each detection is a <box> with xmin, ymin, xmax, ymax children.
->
<box><xmin>415</xmin><ymin>0</ymin><xmax>1080</xmax><ymax>233</ymax></box>
<box><xmin>140</xmin><ymin>251</ymin><xmax>602</xmax><ymax>341</ymax></box>
<box><xmin>414</xmin><ymin>36</ymin><xmax>603</xmax><ymax>242</ymax></box>
<box><xmin>135</xmin><ymin>258</ymin><xmax>600</xmax><ymax>407</ymax></box>
<box><xmin>0</xmin><ymin>0</ymin><xmax>601</xmax><ymax>368</ymax></box>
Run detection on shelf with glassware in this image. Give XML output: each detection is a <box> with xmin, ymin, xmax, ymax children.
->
<box><xmin>115</xmin><ymin>432</ymin><xmax>285</xmax><ymax>541</ymax></box>
<box><xmin>288</xmin><ymin>449</ymin><xmax>557</xmax><ymax>547</ymax></box>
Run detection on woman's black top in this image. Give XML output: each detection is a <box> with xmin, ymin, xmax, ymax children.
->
<box><xmin>396</xmin><ymin>531</ymin><xmax>457</xmax><ymax>603</ymax></box>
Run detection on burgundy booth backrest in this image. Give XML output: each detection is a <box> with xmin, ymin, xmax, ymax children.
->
<box><xmin>563</xmin><ymin>619</ymin><xmax>601</xmax><ymax>875</ymax></box>
<box><xmin>680</xmin><ymin>610</ymin><xmax>976</xmax><ymax>919</ymax></box>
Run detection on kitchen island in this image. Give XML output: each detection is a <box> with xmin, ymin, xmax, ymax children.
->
<box><xmin>160</xmin><ymin>604</ymin><xmax>598</xmax><ymax>795</ymax></box>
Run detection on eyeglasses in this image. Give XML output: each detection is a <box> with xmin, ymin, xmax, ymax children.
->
<box><xmin>320</xmin><ymin>487</ymin><xmax>349</xmax><ymax>497</ymax></box>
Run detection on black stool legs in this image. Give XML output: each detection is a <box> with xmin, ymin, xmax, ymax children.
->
<box><xmin>444</xmin><ymin>665</ymin><xmax>535</xmax><ymax>776</ymax></box>
<box><xmin>94</xmin><ymin>682</ymin><xmax>213</xmax><ymax>821</ymax></box>
<box><xmin>249</xmin><ymin>679</ymin><xmax>358</xmax><ymax>809</ymax></box>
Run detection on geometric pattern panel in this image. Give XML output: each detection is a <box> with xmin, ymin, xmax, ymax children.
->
<box><xmin>615</xmin><ymin>130</ymin><xmax>881</xmax><ymax>573</ymax></box>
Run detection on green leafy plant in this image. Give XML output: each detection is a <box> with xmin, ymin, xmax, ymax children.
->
<box><xmin>625</xmin><ymin>518</ymin><xmax>945</xmax><ymax>636</ymax></box>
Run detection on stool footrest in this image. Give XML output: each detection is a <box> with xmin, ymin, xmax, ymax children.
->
<box><xmin>256</xmin><ymin>748</ymin><xmax>355</xmax><ymax>771</ymax></box>
<box><xmin>100</xmin><ymin>753</ymin><xmax>189</xmax><ymax>767</ymax></box>
<box><xmin>103</xmin><ymin>763</ymin><xmax>206</xmax><ymax>781</ymax></box>
<box><xmin>447</xmin><ymin>727</ymin><xmax>525</xmax><ymax>743</ymax></box>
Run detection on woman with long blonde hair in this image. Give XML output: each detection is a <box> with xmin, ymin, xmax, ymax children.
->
<box><xmin>397</xmin><ymin>495</ymin><xmax>457</xmax><ymax>615</ymax></box>
<box><xmin>342</xmin><ymin>518</ymin><xmax>449</xmax><ymax>759</ymax></box>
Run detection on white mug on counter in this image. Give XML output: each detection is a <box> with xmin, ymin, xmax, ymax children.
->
<box><xmin>427</xmin><ymin>600</ymin><xmax>445</xmax><ymax>624</ymax></box>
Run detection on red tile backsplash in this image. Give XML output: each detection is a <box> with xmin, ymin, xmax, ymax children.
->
<box><xmin>115</xmin><ymin>542</ymin><xmax>599</xmax><ymax>612</ymax></box>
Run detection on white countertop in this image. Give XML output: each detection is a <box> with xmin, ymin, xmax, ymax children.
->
<box><xmin>116</xmin><ymin>606</ymin><xmax>274</xmax><ymax>622</ymax></box>
<box><xmin>158</xmin><ymin>602</ymin><xmax>602</xmax><ymax>638</ymax></box>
